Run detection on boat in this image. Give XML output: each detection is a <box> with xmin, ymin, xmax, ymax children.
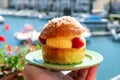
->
<box><xmin>92</xmin><ymin>9</ymin><xmax>108</xmax><ymax>18</ymax></box>
<box><xmin>14</xmin><ymin>30</ymin><xmax>40</xmax><ymax>41</ymax></box>
<box><xmin>14</xmin><ymin>24</ymin><xmax>39</xmax><ymax>41</ymax></box>
<box><xmin>0</xmin><ymin>15</ymin><xmax>5</xmax><ymax>23</ymax></box>
<box><xmin>108</xmin><ymin>22</ymin><xmax>120</xmax><ymax>41</ymax></box>
<box><xmin>77</xmin><ymin>14</ymin><xmax>109</xmax><ymax>29</ymax></box>
<box><xmin>0</xmin><ymin>9</ymin><xmax>15</xmax><ymax>16</ymax></box>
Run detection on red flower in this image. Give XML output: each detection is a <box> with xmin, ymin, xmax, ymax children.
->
<box><xmin>4</xmin><ymin>23</ymin><xmax>10</xmax><ymax>31</ymax></box>
<box><xmin>7</xmin><ymin>45</ymin><xmax>12</xmax><ymax>55</ymax></box>
<box><xmin>7</xmin><ymin>44</ymin><xmax>12</xmax><ymax>51</ymax></box>
<box><xmin>0</xmin><ymin>35</ymin><xmax>6</xmax><ymax>42</ymax></box>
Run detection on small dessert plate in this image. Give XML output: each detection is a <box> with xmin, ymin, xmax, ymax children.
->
<box><xmin>25</xmin><ymin>50</ymin><xmax>103</xmax><ymax>71</ymax></box>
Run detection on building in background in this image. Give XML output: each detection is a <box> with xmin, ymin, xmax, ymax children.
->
<box><xmin>9</xmin><ymin>0</ymin><xmax>29</xmax><ymax>9</ymax></box>
<box><xmin>47</xmin><ymin>0</ymin><xmax>60</xmax><ymax>11</ymax></box>
<box><xmin>60</xmin><ymin>0</ymin><xmax>71</xmax><ymax>11</ymax></box>
<box><xmin>75</xmin><ymin>0</ymin><xmax>90</xmax><ymax>13</ymax></box>
<box><xmin>111</xmin><ymin>0</ymin><xmax>120</xmax><ymax>13</ymax></box>
<box><xmin>93</xmin><ymin>0</ymin><xmax>120</xmax><ymax>14</ymax></box>
<box><xmin>3</xmin><ymin>0</ymin><xmax>120</xmax><ymax>14</ymax></box>
<box><xmin>93</xmin><ymin>0</ymin><xmax>110</xmax><ymax>10</ymax></box>
<box><xmin>8</xmin><ymin>0</ymin><xmax>91</xmax><ymax>13</ymax></box>
<box><xmin>0</xmin><ymin>0</ymin><xmax>9</xmax><ymax>8</ymax></box>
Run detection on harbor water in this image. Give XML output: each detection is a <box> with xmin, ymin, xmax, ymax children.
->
<box><xmin>0</xmin><ymin>16</ymin><xmax>120</xmax><ymax>80</ymax></box>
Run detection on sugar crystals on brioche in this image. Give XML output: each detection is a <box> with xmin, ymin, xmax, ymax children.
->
<box><xmin>38</xmin><ymin>16</ymin><xmax>86</xmax><ymax>64</ymax></box>
<box><xmin>40</xmin><ymin>16</ymin><xmax>86</xmax><ymax>39</ymax></box>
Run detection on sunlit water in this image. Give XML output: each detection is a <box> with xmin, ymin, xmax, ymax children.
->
<box><xmin>0</xmin><ymin>16</ymin><xmax>120</xmax><ymax>80</ymax></box>
<box><xmin>0</xmin><ymin>16</ymin><xmax>47</xmax><ymax>45</ymax></box>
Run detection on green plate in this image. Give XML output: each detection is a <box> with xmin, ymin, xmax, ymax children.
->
<box><xmin>25</xmin><ymin>50</ymin><xmax>103</xmax><ymax>71</ymax></box>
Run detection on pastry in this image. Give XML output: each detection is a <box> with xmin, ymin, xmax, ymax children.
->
<box><xmin>38</xmin><ymin>16</ymin><xmax>86</xmax><ymax>64</ymax></box>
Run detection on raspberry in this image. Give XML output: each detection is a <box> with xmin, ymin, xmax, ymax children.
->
<box><xmin>38</xmin><ymin>37</ymin><xmax>46</xmax><ymax>44</ymax></box>
<box><xmin>72</xmin><ymin>38</ymin><xmax>84</xmax><ymax>48</ymax></box>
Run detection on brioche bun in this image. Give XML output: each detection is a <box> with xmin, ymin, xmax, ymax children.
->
<box><xmin>40</xmin><ymin>16</ymin><xmax>86</xmax><ymax>39</ymax></box>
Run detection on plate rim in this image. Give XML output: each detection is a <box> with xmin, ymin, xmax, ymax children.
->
<box><xmin>25</xmin><ymin>50</ymin><xmax>103</xmax><ymax>70</ymax></box>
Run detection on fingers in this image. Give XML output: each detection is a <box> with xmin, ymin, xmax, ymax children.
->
<box><xmin>2</xmin><ymin>73</ymin><xmax>18</xmax><ymax>80</ymax></box>
<box><xmin>23</xmin><ymin>64</ymin><xmax>39</xmax><ymax>80</ymax></box>
<box><xmin>54</xmin><ymin>72</ymin><xmax>73</xmax><ymax>80</ymax></box>
<box><xmin>67</xmin><ymin>65</ymin><xmax>98</xmax><ymax>80</ymax></box>
<box><xmin>67</xmin><ymin>68</ymin><xmax>89</xmax><ymax>80</ymax></box>
<box><xmin>85</xmin><ymin>65</ymin><xmax>98</xmax><ymax>80</ymax></box>
<box><xmin>76</xmin><ymin>68</ymin><xmax>89</xmax><ymax>80</ymax></box>
<box><xmin>23</xmin><ymin>64</ymin><xmax>73</xmax><ymax>80</ymax></box>
<box><xmin>67</xmin><ymin>70</ymin><xmax>78</xmax><ymax>78</ymax></box>
<box><xmin>23</xmin><ymin>64</ymin><xmax>60</xmax><ymax>80</ymax></box>
<box><xmin>23</xmin><ymin>64</ymin><xmax>98</xmax><ymax>80</ymax></box>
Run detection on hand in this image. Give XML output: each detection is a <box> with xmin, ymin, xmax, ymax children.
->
<box><xmin>23</xmin><ymin>64</ymin><xmax>98</xmax><ymax>80</ymax></box>
<box><xmin>67</xmin><ymin>65</ymin><xmax>98</xmax><ymax>80</ymax></box>
<box><xmin>1</xmin><ymin>73</ymin><xmax>18</xmax><ymax>80</ymax></box>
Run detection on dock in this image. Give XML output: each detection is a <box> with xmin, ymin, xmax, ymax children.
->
<box><xmin>91</xmin><ymin>31</ymin><xmax>111</xmax><ymax>36</ymax></box>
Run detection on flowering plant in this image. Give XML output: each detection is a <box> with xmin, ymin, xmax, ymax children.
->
<box><xmin>0</xmin><ymin>42</ymin><xmax>41</xmax><ymax>78</ymax></box>
<box><xmin>0</xmin><ymin>23</ymin><xmax>41</xmax><ymax>79</ymax></box>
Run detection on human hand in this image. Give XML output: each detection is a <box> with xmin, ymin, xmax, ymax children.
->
<box><xmin>1</xmin><ymin>73</ymin><xmax>18</xmax><ymax>80</ymax></box>
<box><xmin>23</xmin><ymin>64</ymin><xmax>98</xmax><ymax>80</ymax></box>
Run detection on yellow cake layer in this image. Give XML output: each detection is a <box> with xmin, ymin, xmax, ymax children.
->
<box><xmin>42</xmin><ymin>44</ymin><xmax>86</xmax><ymax>64</ymax></box>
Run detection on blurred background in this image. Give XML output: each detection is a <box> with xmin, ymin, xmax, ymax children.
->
<box><xmin>0</xmin><ymin>0</ymin><xmax>120</xmax><ymax>80</ymax></box>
